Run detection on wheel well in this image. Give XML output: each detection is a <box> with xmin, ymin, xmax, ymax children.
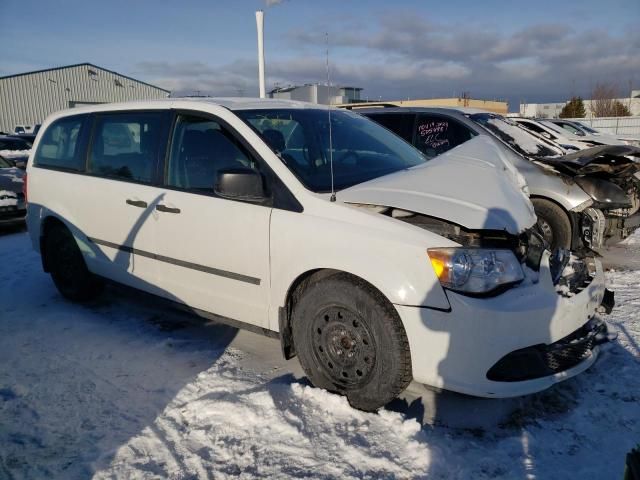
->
<box><xmin>279</xmin><ymin>268</ymin><xmax>397</xmax><ymax>360</ymax></box>
<box><xmin>530</xmin><ymin>196</ymin><xmax>581</xmax><ymax>249</ymax></box>
<box><xmin>40</xmin><ymin>216</ymin><xmax>67</xmax><ymax>273</ymax></box>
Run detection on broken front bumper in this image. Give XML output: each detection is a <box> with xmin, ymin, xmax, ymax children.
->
<box><xmin>395</xmin><ymin>251</ymin><xmax>612</xmax><ymax>398</ymax></box>
<box><xmin>486</xmin><ymin>316</ymin><xmax>614</xmax><ymax>382</ymax></box>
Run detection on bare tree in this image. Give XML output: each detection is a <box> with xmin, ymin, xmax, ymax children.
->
<box><xmin>590</xmin><ymin>82</ymin><xmax>620</xmax><ymax>117</ymax></box>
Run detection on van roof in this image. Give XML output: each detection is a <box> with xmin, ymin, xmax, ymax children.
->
<box><xmin>41</xmin><ymin>97</ymin><xmax>336</xmax><ymax>125</ymax></box>
<box><xmin>175</xmin><ymin>97</ymin><xmax>321</xmax><ymax>110</ymax></box>
<box><xmin>55</xmin><ymin>97</ymin><xmax>325</xmax><ymax>115</ymax></box>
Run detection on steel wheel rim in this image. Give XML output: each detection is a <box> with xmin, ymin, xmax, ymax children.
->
<box><xmin>311</xmin><ymin>305</ymin><xmax>376</xmax><ymax>388</ymax></box>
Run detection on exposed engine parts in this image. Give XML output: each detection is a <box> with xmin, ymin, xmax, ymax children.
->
<box><xmin>581</xmin><ymin>207</ymin><xmax>606</xmax><ymax>250</ymax></box>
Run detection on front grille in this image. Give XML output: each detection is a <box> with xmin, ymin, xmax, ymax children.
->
<box><xmin>545</xmin><ymin>337</ymin><xmax>595</xmax><ymax>372</ymax></box>
<box><xmin>487</xmin><ymin>319</ymin><xmax>606</xmax><ymax>382</ymax></box>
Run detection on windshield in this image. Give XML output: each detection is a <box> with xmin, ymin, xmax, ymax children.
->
<box><xmin>553</xmin><ymin>121</ymin><xmax>582</xmax><ymax>135</ymax></box>
<box><xmin>0</xmin><ymin>137</ymin><xmax>30</xmax><ymax>150</ymax></box>
<box><xmin>468</xmin><ymin>113</ymin><xmax>559</xmax><ymax>158</ymax></box>
<box><xmin>576</xmin><ymin>123</ymin><xmax>599</xmax><ymax>134</ymax></box>
<box><xmin>236</xmin><ymin>108</ymin><xmax>427</xmax><ymax>192</ymax></box>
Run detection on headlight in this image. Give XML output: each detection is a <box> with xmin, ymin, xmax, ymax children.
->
<box><xmin>427</xmin><ymin>248</ymin><xmax>524</xmax><ymax>294</ymax></box>
<box><xmin>574</xmin><ymin>177</ymin><xmax>632</xmax><ymax>208</ymax></box>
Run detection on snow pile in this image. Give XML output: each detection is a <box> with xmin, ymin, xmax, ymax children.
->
<box><xmin>95</xmin><ymin>371</ymin><xmax>431</xmax><ymax>479</ymax></box>
<box><xmin>621</xmin><ymin>231</ymin><xmax>640</xmax><ymax>245</ymax></box>
<box><xmin>0</xmin><ymin>149</ymin><xmax>30</xmax><ymax>159</ymax></box>
<box><xmin>0</xmin><ymin>190</ymin><xmax>18</xmax><ymax>206</ymax></box>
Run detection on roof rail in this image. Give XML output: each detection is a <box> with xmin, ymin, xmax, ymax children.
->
<box><xmin>340</xmin><ymin>103</ymin><xmax>400</xmax><ymax>110</ymax></box>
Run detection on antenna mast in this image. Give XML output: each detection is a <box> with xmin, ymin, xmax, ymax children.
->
<box><xmin>326</xmin><ymin>32</ymin><xmax>336</xmax><ymax>202</ymax></box>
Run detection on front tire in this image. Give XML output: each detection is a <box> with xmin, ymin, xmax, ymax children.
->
<box><xmin>532</xmin><ymin>198</ymin><xmax>572</xmax><ymax>250</ymax></box>
<box><xmin>291</xmin><ymin>273</ymin><xmax>412</xmax><ymax>411</ymax></box>
<box><xmin>45</xmin><ymin>223</ymin><xmax>104</xmax><ymax>301</ymax></box>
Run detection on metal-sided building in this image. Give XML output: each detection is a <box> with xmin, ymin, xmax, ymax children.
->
<box><xmin>0</xmin><ymin>63</ymin><xmax>170</xmax><ymax>134</ymax></box>
<box><xmin>269</xmin><ymin>84</ymin><xmax>362</xmax><ymax>105</ymax></box>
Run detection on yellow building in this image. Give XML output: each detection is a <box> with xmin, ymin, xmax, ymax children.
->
<box><xmin>338</xmin><ymin>98</ymin><xmax>508</xmax><ymax>114</ymax></box>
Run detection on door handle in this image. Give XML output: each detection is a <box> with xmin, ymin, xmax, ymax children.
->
<box><xmin>126</xmin><ymin>199</ymin><xmax>148</xmax><ymax>208</ymax></box>
<box><xmin>156</xmin><ymin>204</ymin><xmax>181</xmax><ymax>214</ymax></box>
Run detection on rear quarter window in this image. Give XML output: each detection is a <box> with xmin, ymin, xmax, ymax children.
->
<box><xmin>34</xmin><ymin>116</ymin><xmax>88</xmax><ymax>171</ymax></box>
<box><xmin>414</xmin><ymin>114</ymin><xmax>476</xmax><ymax>159</ymax></box>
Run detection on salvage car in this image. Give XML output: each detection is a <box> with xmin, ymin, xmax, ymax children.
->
<box><xmin>357</xmin><ymin>106</ymin><xmax>640</xmax><ymax>251</ymax></box>
<box><xmin>546</xmin><ymin>119</ymin><xmax>640</xmax><ymax>148</ymax></box>
<box><xmin>537</xmin><ymin>118</ymin><xmax>626</xmax><ymax>147</ymax></box>
<box><xmin>0</xmin><ymin>135</ymin><xmax>31</xmax><ymax>169</ymax></box>
<box><xmin>512</xmin><ymin>117</ymin><xmax>597</xmax><ymax>150</ymax></box>
<box><xmin>9</xmin><ymin>133</ymin><xmax>37</xmax><ymax>148</ymax></box>
<box><xmin>26</xmin><ymin>98</ymin><xmax>613</xmax><ymax>411</ymax></box>
<box><xmin>472</xmin><ymin>113</ymin><xmax>640</xmax><ymax>249</ymax></box>
<box><xmin>0</xmin><ymin>155</ymin><xmax>26</xmax><ymax>226</ymax></box>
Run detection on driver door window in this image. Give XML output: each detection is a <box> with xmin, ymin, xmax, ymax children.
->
<box><xmin>167</xmin><ymin>115</ymin><xmax>258</xmax><ymax>193</ymax></box>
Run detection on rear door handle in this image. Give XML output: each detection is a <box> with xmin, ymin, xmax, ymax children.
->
<box><xmin>156</xmin><ymin>204</ymin><xmax>181</xmax><ymax>214</ymax></box>
<box><xmin>126</xmin><ymin>199</ymin><xmax>148</xmax><ymax>208</ymax></box>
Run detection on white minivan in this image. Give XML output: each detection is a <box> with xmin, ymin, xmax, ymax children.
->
<box><xmin>26</xmin><ymin>98</ymin><xmax>612</xmax><ymax>411</ymax></box>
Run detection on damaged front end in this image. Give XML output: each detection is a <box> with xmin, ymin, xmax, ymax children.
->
<box><xmin>386</xmin><ymin>208</ymin><xmax>546</xmax><ymax>271</ymax></box>
<box><xmin>350</xmin><ymin>204</ymin><xmax>617</xmax><ymax>394</ymax></box>
<box><xmin>536</xmin><ymin>145</ymin><xmax>640</xmax><ymax>248</ymax></box>
<box><xmin>548</xmin><ymin>248</ymin><xmax>615</xmax><ymax>313</ymax></box>
<box><xmin>357</xmin><ymin>205</ymin><xmax>615</xmax><ymax>307</ymax></box>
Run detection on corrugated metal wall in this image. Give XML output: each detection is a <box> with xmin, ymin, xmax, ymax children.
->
<box><xmin>0</xmin><ymin>64</ymin><xmax>170</xmax><ymax>133</ymax></box>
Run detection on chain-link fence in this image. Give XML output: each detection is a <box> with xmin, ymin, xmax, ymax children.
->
<box><xmin>565</xmin><ymin>116</ymin><xmax>640</xmax><ymax>136</ymax></box>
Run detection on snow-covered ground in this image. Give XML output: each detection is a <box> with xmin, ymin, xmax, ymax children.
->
<box><xmin>0</xmin><ymin>228</ymin><xmax>638</xmax><ymax>479</ymax></box>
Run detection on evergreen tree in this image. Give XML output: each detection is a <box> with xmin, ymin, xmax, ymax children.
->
<box><xmin>559</xmin><ymin>97</ymin><xmax>586</xmax><ymax>118</ymax></box>
<box><xmin>612</xmin><ymin>101</ymin><xmax>631</xmax><ymax>117</ymax></box>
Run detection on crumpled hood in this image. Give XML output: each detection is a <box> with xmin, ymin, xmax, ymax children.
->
<box><xmin>537</xmin><ymin>145</ymin><xmax>640</xmax><ymax>177</ymax></box>
<box><xmin>339</xmin><ymin>136</ymin><xmax>537</xmax><ymax>234</ymax></box>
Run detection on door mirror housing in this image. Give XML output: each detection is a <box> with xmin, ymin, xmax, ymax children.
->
<box><xmin>215</xmin><ymin>168</ymin><xmax>267</xmax><ymax>201</ymax></box>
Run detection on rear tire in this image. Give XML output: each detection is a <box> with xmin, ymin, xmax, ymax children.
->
<box><xmin>45</xmin><ymin>223</ymin><xmax>104</xmax><ymax>301</ymax></box>
<box><xmin>532</xmin><ymin>198</ymin><xmax>572</xmax><ymax>250</ymax></box>
<box><xmin>291</xmin><ymin>273</ymin><xmax>412</xmax><ymax>411</ymax></box>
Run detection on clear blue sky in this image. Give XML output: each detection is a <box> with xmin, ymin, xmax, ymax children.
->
<box><xmin>1</xmin><ymin>0</ymin><xmax>638</xmax><ymax>110</ymax></box>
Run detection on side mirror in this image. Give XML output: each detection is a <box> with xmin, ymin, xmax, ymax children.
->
<box><xmin>215</xmin><ymin>167</ymin><xmax>267</xmax><ymax>201</ymax></box>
